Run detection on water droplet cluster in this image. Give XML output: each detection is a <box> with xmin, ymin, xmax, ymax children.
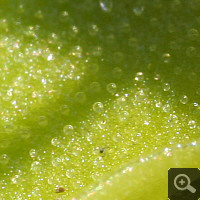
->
<box><xmin>0</xmin><ymin>0</ymin><xmax>200</xmax><ymax>199</ymax></box>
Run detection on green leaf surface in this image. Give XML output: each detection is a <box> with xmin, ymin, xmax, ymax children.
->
<box><xmin>0</xmin><ymin>0</ymin><xmax>199</xmax><ymax>199</ymax></box>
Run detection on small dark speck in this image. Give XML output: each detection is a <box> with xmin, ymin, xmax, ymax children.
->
<box><xmin>100</xmin><ymin>148</ymin><xmax>105</xmax><ymax>153</ymax></box>
<box><xmin>55</xmin><ymin>187</ymin><xmax>65</xmax><ymax>193</ymax></box>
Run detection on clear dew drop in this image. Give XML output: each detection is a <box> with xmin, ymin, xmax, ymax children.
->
<box><xmin>47</xmin><ymin>54</ymin><xmax>53</xmax><ymax>61</ymax></box>
<box><xmin>29</xmin><ymin>149</ymin><xmax>37</xmax><ymax>158</ymax></box>
<box><xmin>169</xmin><ymin>41</ymin><xmax>178</xmax><ymax>50</ymax></box>
<box><xmin>135</xmin><ymin>89</ymin><xmax>145</xmax><ymax>101</ymax></box>
<box><xmin>70</xmin><ymin>45</ymin><xmax>82</xmax><ymax>57</ymax></box>
<box><xmin>66</xmin><ymin>171</ymin><xmax>72</xmax><ymax>179</ymax></box>
<box><xmin>0</xmin><ymin>19</ymin><xmax>8</xmax><ymax>31</ymax></box>
<box><xmin>188</xmin><ymin>120</ymin><xmax>196</xmax><ymax>129</ymax></box>
<box><xmin>62</xmin><ymin>11</ymin><xmax>69</xmax><ymax>17</ymax></box>
<box><xmin>186</xmin><ymin>46</ymin><xmax>196</xmax><ymax>57</ymax></box>
<box><xmin>63</xmin><ymin>125</ymin><xmax>74</xmax><ymax>135</ymax></box>
<box><xmin>133</xmin><ymin>6</ymin><xmax>144</xmax><ymax>16</ymax></box>
<box><xmin>38</xmin><ymin>116</ymin><xmax>48</xmax><ymax>126</ymax></box>
<box><xmin>155</xmin><ymin>102</ymin><xmax>162</xmax><ymax>108</ymax></box>
<box><xmin>89</xmin><ymin>24</ymin><xmax>99</xmax><ymax>36</ymax></box>
<box><xmin>92</xmin><ymin>46</ymin><xmax>102</xmax><ymax>56</ymax></box>
<box><xmin>119</xmin><ymin>111</ymin><xmax>129</xmax><ymax>121</ymax></box>
<box><xmin>128</xmin><ymin>37</ymin><xmax>138</xmax><ymax>48</ymax></box>
<box><xmin>71</xmin><ymin>25</ymin><xmax>79</xmax><ymax>35</ymax></box>
<box><xmin>0</xmin><ymin>139</ymin><xmax>10</xmax><ymax>149</ymax></box>
<box><xmin>75</xmin><ymin>92</ymin><xmax>86</xmax><ymax>103</ymax></box>
<box><xmin>34</xmin><ymin>10</ymin><xmax>43</xmax><ymax>20</ymax></box>
<box><xmin>61</xmin><ymin>105</ymin><xmax>70</xmax><ymax>115</ymax></box>
<box><xmin>162</xmin><ymin>53</ymin><xmax>171</xmax><ymax>63</ymax></box>
<box><xmin>59</xmin><ymin>11</ymin><xmax>69</xmax><ymax>23</ymax></box>
<box><xmin>0</xmin><ymin>154</ymin><xmax>9</xmax><ymax>165</ymax></box>
<box><xmin>120</xmin><ymin>22</ymin><xmax>131</xmax><ymax>34</ymax></box>
<box><xmin>154</xmin><ymin>73</ymin><xmax>160</xmax><ymax>81</ymax></box>
<box><xmin>30</xmin><ymin>161</ymin><xmax>41</xmax><ymax>171</ymax></box>
<box><xmin>4</xmin><ymin>125</ymin><xmax>14</xmax><ymax>134</ymax></box>
<box><xmin>188</xmin><ymin>28</ymin><xmax>199</xmax><ymax>40</ymax></box>
<box><xmin>196</xmin><ymin>88</ymin><xmax>200</xmax><ymax>96</ymax></box>
<box><xmin>19</xmin><ymin>128</ymin><xmax>31</xmax><ymax>139</ymax></box>
<box><xmin>99</xmin><ymin>0</ymin><xmax>113</xmax><ymax>12</ymax></box>
<box><xmin>180</xmin><ymin>95</ymin><xmax>188</xmax><ymax>104</ymax></box>
<box><xmin>163</xmin><ymin>104</ymin><xmax>171</xmax><ymax>113</ymax></box>
<box><xmin>134</xmin><ymin>72</ymin><xmax>144</xmax><ymax>81</ymax></box>
<box><xmin>112</xmin><ymin>67</ymin><xmax>122</xmax><ymax>79</ymax></box>
<box><xmin>112</xmin><ymin>133</ymin><xmax>122</xmax><ymax>142</ymax></box>
<box><xmin>32</xmin><ymin>187</ymin><xmax>41</xmax><ymax>197</ymax></box>
<box><xmin>73</xmin><ymin>149</ymin><xmax>81</xmax><ymax>157</ymax></box>
<box><xmin>11</xmin><ymin>177</ymin><xmax>18</xmax><ymax>184</ymax></box>
<box><xmin>97</xmin><ymin>120</ymin><xmax>107</xmax><ymax>129</ymax></box>
<box><xmin>136</xmin><ymin>132</ymin><xmax>141</xmax><ymax>137</ymax></box>
<box><xmin>51</xmin><ymin>158</ymin><xmax>61</xmax><ymax>167</ymax></box>
<box><xmin>47</xmin><ymin>177</ymin><xmax>54</xmax><ymax>185</ymax></box>
<box><xmin>116</xmin><ymin>96</ymin><xmax>126</xmax><ymax>105</ymax></box>
<box><xmin>18</xmin><ymin>4</ymin><xmax>25</xmax><ymax>14</ymax></box>
<box><xmin>51</xmin><ymin>137</ymin><xmax>60</xmax><ymax>146</ymax></box>
<box><xmin>162</xmin><ymin>83</ymin><xmax>170</xmax><ymax>91</ymax></box>
<box><xmin>106</xmin><ymin>83</ymin><xmax>117</xmax><ymax>94</ymax></box>
<box><xmin>89</xmin><ymin>82</ymin><xmax>101</xmax><ymax>93</ymax></box>
<box><xmin>93</xmin><ymin>102</ymin><xmax>104</xmax><ymax>113</ymax></box>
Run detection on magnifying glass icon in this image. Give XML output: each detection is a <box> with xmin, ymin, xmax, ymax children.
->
<box><xmin>174</xmin><ymin>174</ymin><xmax>196</xmax><ymax>193</ymax></box>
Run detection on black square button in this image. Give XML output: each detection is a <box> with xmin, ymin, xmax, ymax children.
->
<box><xmin>168</xmin><ymin>168</ymin><xmax>200</xmax><ymax>200</ymax></box>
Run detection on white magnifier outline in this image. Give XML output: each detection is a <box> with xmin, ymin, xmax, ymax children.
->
<box><xmin>174</xmin><ymin>174</ymin><xmax>196</xmax><ymax>193</ymax></box>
